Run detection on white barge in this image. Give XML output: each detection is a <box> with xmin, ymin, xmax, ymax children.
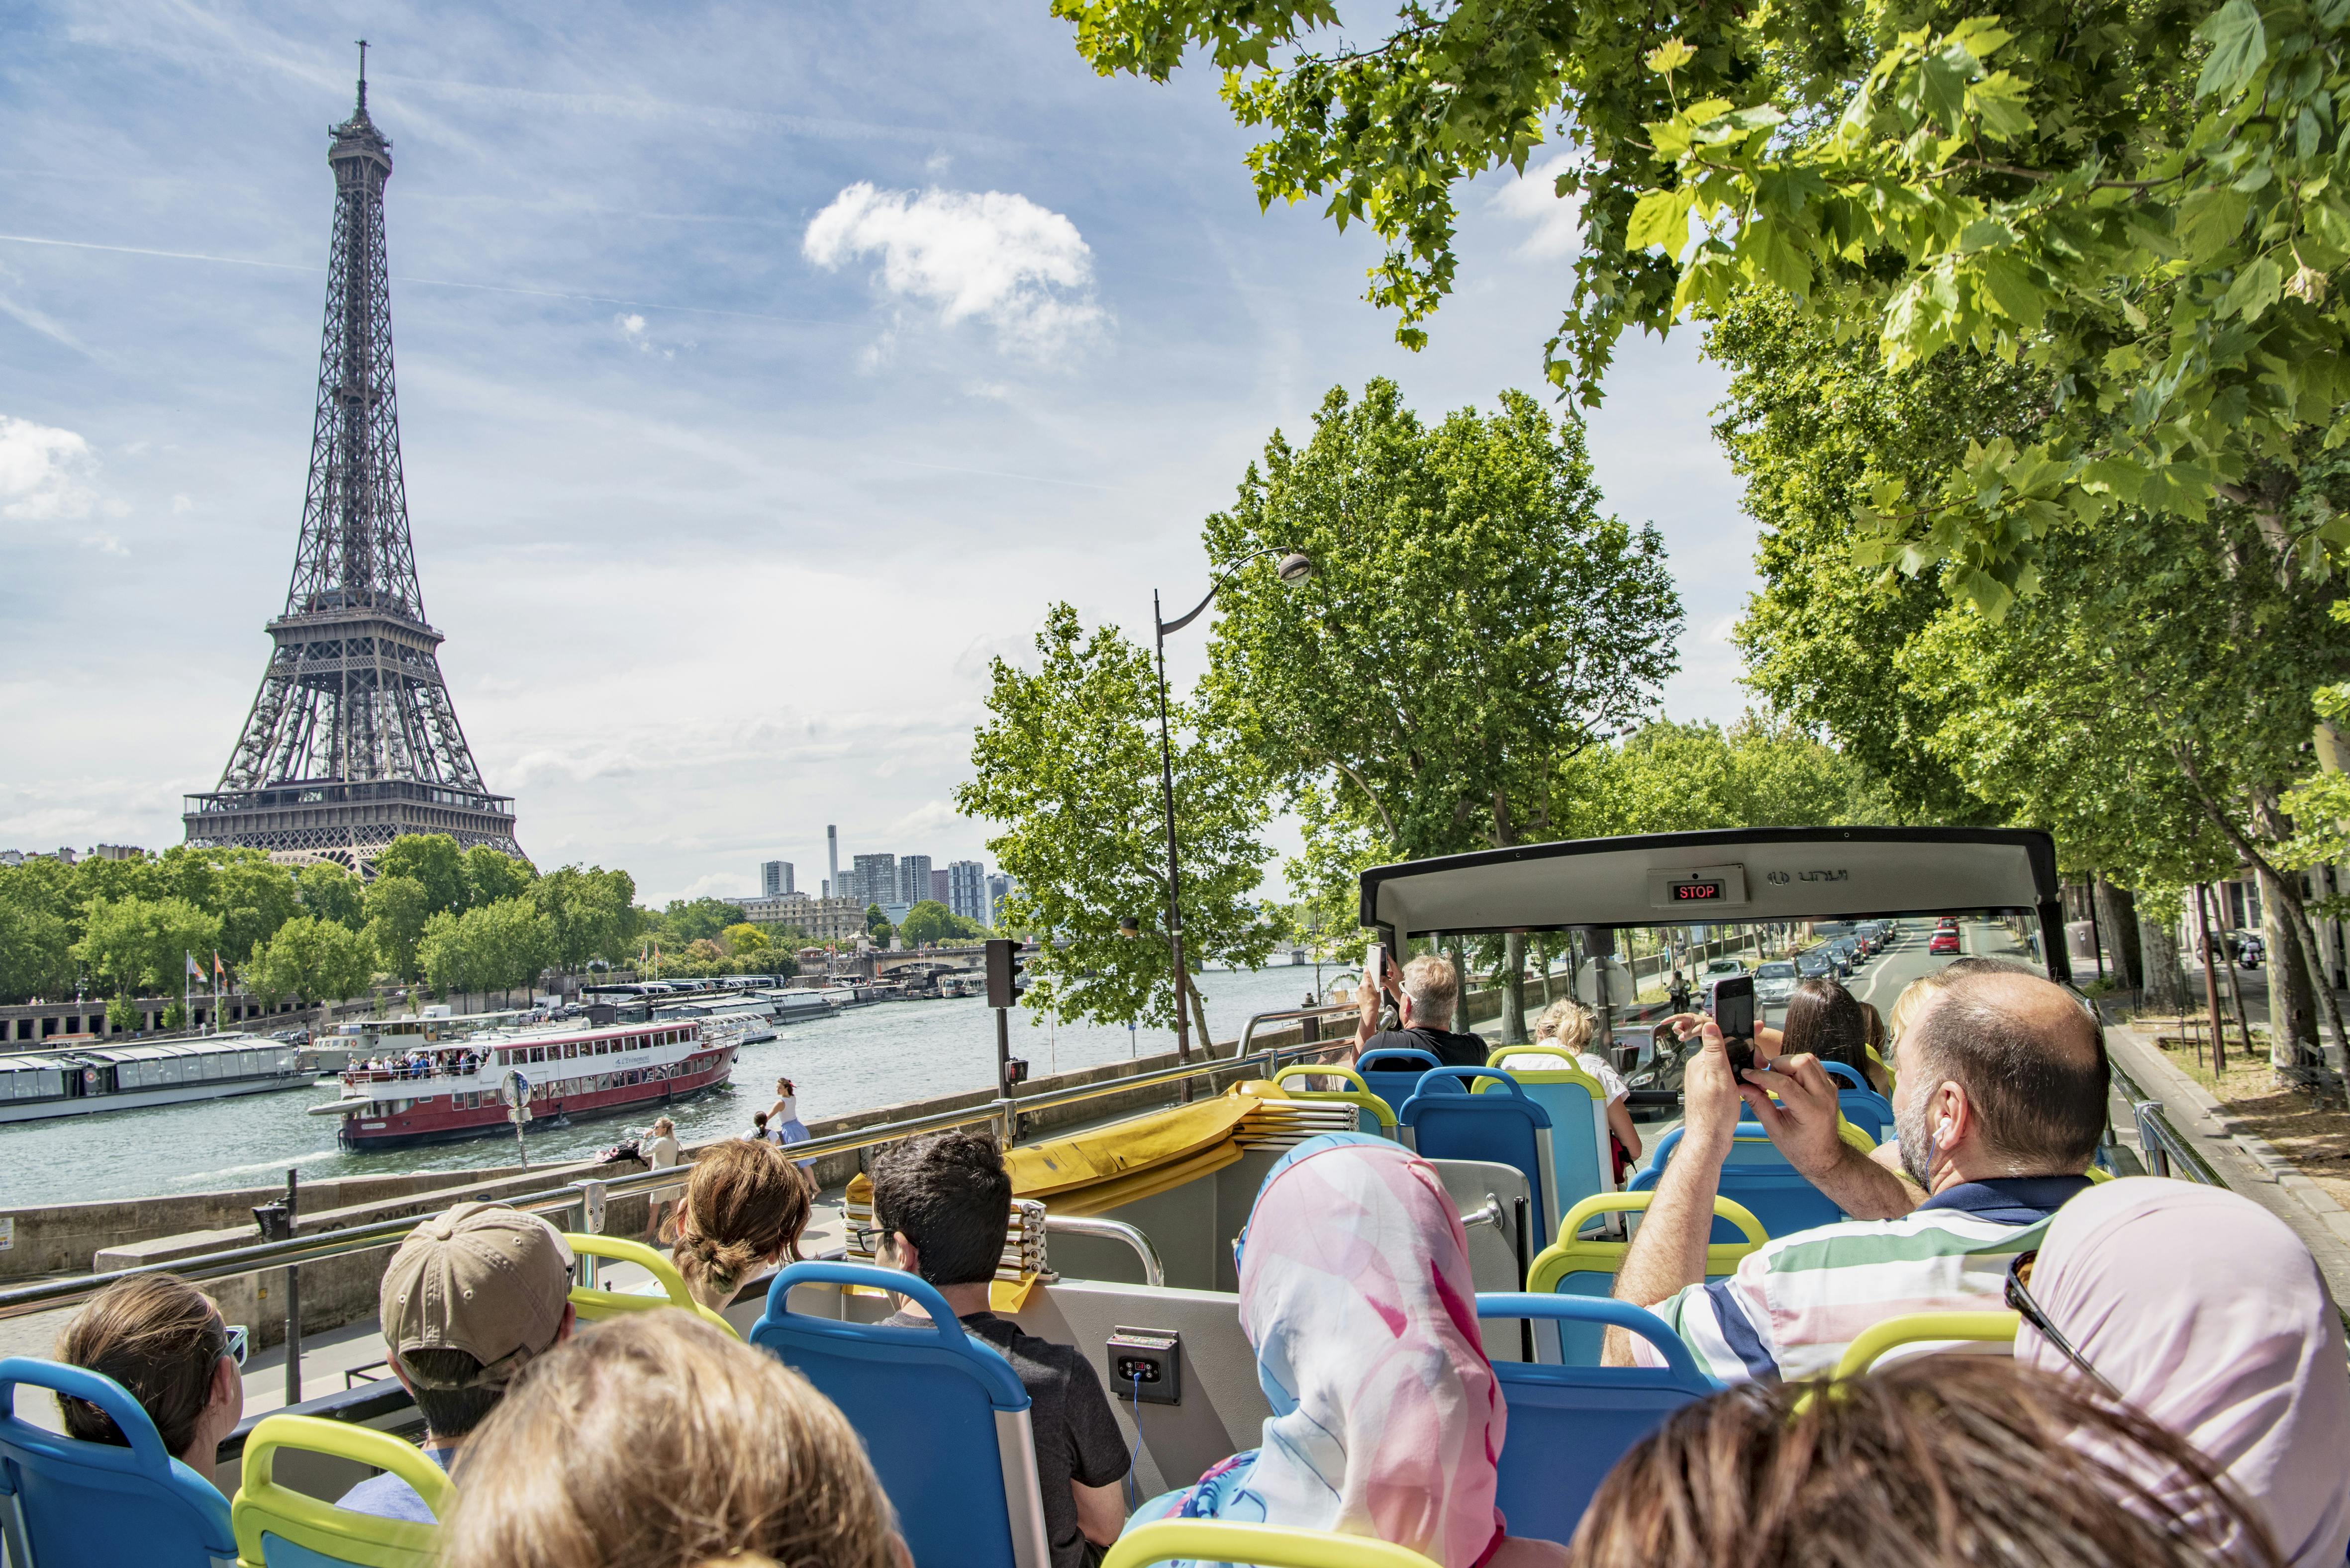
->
<box><xmin>0</xmin><ymin>1037</ymin><xmax>308</xmax><ymax>1123</ymax></box>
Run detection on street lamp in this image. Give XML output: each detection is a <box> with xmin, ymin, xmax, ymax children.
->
<box><xmin>1151</xmin><ymin>548</ymin><xmax>1316</xmax><ymax>1082</ymax></box>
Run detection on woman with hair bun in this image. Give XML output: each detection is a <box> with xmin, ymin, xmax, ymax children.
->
<box><xmin>441</xmin><ymin>1312</ymin><xmax>908</xmax><ymax>1568</ymax></box>
<box><xmin>53</xmin><ymin>1272</ymin><xmax>244</xmax><ymax>1482</ymax></box>
<box><xmin>665</xmin><ymin>1138</ymin><xmax>811</xmax><ymax>1313</ymax></box>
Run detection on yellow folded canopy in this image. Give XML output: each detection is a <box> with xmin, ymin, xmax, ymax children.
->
<box><xmin>1007</xmin><ymin>1093</ymin><xmax>1262</xmax><ymax>1215</ymax></box>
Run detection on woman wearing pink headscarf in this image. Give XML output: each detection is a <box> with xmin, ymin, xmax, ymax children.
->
<box><xmin>2016</xmin><ymin>1177</ymin><xmax>2350</xmax><ymax>1567</ymax></box>
<box><xmin>1122</xmin><ymin>1133</ymin><xmax>1565</xmax><ymax>1567</ymax></box>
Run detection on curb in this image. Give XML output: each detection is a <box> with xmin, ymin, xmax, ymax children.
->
<box><xmin>2108</xmin><ymin>1021</ymin><xmax>2350</xmax><ymax>1261</ymax></box>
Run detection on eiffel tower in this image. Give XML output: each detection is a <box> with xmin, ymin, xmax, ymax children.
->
<box><xmin>184</xmin><ymin>48</ymin><xmax>522</xmax><ymax>874</ymax></box>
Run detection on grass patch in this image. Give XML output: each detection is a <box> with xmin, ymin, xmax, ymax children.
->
<box><xmin>2148</xmin><ymin>1035</ymin><xmax>2350</xmax><ymax>1203</ymax></box>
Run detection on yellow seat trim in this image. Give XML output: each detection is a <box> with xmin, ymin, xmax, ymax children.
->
<box><xmin>1833</xmin><ymin>1310</ymin><xmax>2019</xmax><ymax>1378</ymax></box>
<box><xmin>1271</xmin><ymin>1066</ymin><xmax>1400</xmax><ymax>1135</ymax></box>
<box><xmin>233</xmin><ymin>1414</ymin><xmax>448</xmax><ymax>1568</ymax></box>
<box><xmin>1105</xmin><ymin>1520</ymin><xmax>1442</xmax><ymax>1568</ymax></box>
<box><xmin>564</xmin><ymin>1233</ymin><xmax>738</xmax><ymax>1336</ymax></box>
<box><xmin>1525</xmin><ymin>1191</ymin><xmax>1769</xmax><ymax>1292</ymax></box>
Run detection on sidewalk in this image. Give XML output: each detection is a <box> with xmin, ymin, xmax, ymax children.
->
<box><xmin>2105</xmin><ymin>1019</ymin><xmax>2350</xmax><ymax>1304</ymax></box>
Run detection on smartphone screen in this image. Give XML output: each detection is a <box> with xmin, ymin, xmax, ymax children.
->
<box><xmin>1364</xmin><ymin>943</ymin><xmax>1386</xmax><ymax>992</ymax></box>
<box><xmin>1712</xmin><ymin>974</ymin><xmax>1755</xmax><ymax>1039</ymax></box>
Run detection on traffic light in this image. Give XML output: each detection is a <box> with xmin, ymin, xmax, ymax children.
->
<box><xmin>984</xmin><ymin>938</ymin><xmax>1028</xmax><ymax>1010</ymax></box>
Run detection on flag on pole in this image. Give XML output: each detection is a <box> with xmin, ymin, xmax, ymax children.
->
<box><xmin>186</xmin><ymin>953</ymin><xmax>202</xmax><ymax>978</ymax></box>
<box><xmin>213</xmin><ymin>952</ymin><xmax>226</xmax><ymax>981</ymax></box>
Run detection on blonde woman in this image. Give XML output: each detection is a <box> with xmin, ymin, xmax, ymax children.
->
<box><xmin>442</xmin><ymin>1312</ymin><xmax>910</xmax><ymax>1568</ymax></box>
<box><xmin>666</xmin><ymin>1139</ymin><xmax>812</xmax><ymax>1313</ymax></box>
<box><xmin>1511</xmin><ymin>1000</ymin><xmax>1642</xmax><ymax>1171</ymax></box>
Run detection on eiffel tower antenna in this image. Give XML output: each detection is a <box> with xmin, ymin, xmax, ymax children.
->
<box><xmin>185</xmin><ymin>60</ymin><xmax>523</xmax><ymax>875</ymax></box>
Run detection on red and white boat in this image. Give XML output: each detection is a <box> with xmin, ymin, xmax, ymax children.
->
<box><xmin>308</xmin><ymin>1018</ymin><xmax>736</xmax><ymax>1150</ymax></box>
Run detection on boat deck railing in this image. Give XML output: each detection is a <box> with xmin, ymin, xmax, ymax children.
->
<box><xmin>0</xmin><ymin>1005</ymin><xmax>1357</xmax><ymax>1393</ymax></box>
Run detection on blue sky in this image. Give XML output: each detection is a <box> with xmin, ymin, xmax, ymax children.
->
<box><xmin>0</xmin><ymin>1</ymin><xmax>1754</xmax><ymax>906</ymax></box>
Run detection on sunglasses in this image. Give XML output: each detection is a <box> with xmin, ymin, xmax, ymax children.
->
<box><xmin>220</xmin><ymin>1322</ymin><xmax>249</xmax><ymax>1368</ymax></box>
<box><xmin>2003</xmin><ymin>1250</ymin><xmax>2119</xmax><ymax>1400</ymax></box>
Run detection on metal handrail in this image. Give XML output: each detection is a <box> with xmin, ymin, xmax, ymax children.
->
<box><xmin>2108</xmin><ymin>1058</ymin><xmax>2221</xmax><ymax>1185</ymax></box>
<box><xmin>1044</xmin><ymin>1215</ymin><xmax>1166</xmax><ymax>1288</ymax></box>
<box><xmin>0</xmin><ymin>1036</ymin><xmax>1323</xmax><ymax>1325</ymax></box>
<box><xmin>1233</xmin><ymin>1003</ymin><xmax>1359</xmax><ymax>1062</ymax></box>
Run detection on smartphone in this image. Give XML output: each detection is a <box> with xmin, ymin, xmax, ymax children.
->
<box><xmin>1711</xmin><ymin>974</ymin><xmax>1755</xmax><ymax>1039</ymax></box>
<box><xmin>1722</xmin><ymin>1034</ymin><xmax>1757</xmax><ymax>1079</ymax></box>
<box><xmin>1364</xmin><ymin>943</ymin><xmax>1386</xmax><ymax>993</ymax></box>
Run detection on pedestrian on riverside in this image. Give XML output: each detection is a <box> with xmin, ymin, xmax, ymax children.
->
<box><xmin>767</xmin><ymin>1078</ymin><xmax>811</xmax><ymax>1146</ymax></box>
<box><xmin>640</xmin><ymin>1116</ymin><xmax>682</xmax><ymax>1242</ymax></box>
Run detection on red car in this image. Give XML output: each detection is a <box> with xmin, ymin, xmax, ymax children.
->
<box><xmin>1929</xmin><ymin>929</ymin><xmax>1962</xmax><ymax>955</ymax></box>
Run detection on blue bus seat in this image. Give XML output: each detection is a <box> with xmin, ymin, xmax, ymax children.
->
<box><xmin>1399</xmin><ymin>1068</ymin><xmax>1559</xmax><ymax>1246</ymax></box>
<box><xmin>232</xmin><ymin>1413</ymin><xmax>446</xmax><ymax>1567</ymax></box>
<box><xmin>1525</xmin><ymin>1193</ymin><xmax>1768</xmax><ymax>1364</ymax></box>
<box><xmin>1356</xmin><ymin>1048</ymin><xmax>1446</xmax><ymax>1122</ymax></box>
<box><xmin>1483</xmin><ymin>1046</ymin><xmax>1613</xmax><ymax>1212</ymax></box>
<box><xmin>1819</xmin><ymin>1062</ymin><xmax>1896</xmax><ymax>1144</ymax></box>
<box><xmin>1474</xmin><ymin>1295</ymin><xmax>1715</xmax><ymax>1541</ymax></box>
<box><xmin>1628</xmin><ymin>1125</ymin><xmax>1847</xmax><ymax>1236</ymax></box>
<box><xmin>0</xmin><ymin>1355</ymin><xmax>235</xmax><ymax>1568</ymax></box>
<box><xmin>749</xmin><ymin>1262</ymin><xmax>1052</xmax><ymax>1568</ymax></box>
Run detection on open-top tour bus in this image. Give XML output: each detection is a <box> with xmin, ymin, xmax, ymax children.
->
<box><xmin>5</xmin><ymin>826</ymin><xmax>2155</xmax><ymax>1568</ymax></box>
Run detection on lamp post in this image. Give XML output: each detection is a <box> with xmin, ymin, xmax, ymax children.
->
<box><xmin>1148</xmin><ymin>548</ymin><xmax>1315</xmax><ymax>1088</ymax></box>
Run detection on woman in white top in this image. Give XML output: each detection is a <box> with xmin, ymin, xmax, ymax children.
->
<box><xmin>765</xmin><ymin>1078</ymin><xmax>810</xmax><ymax>1145</ymax></box>
<box><xmin>1519</xmin><ymin>999</ymin><xmax>1641</xmax><ymax>1168</ymax></box>
<box><xmin>640</xmin><ymin>1115</ymin><xmax>683</xmax><ymax>1241</ymax></box>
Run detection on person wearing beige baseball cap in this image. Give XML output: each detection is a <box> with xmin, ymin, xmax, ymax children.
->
<box><xmin>337</xmin><ymin>1201</ymin><xmax>577</xmax><ymax>1523</ymax></box>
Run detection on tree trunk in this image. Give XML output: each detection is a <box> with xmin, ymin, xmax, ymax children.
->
<box><xmin>2252</xmin><ymin>860</ymin><xmax>2322</xmax><ymax>1077</ymax></box>
<box><xmin>2093</xmin><ymin>879</ymin><xmax>2141</xmax><ymax>990</ymax></box>
<box><xmin>1183</xmin><ymin>967</ymin><xmax>1215</xmax><ymax>1060</ymax></box>
<box><xmin>1500</xmin><ymin>933</ymin><xmax>1528</xmax><ymax>1043</ymax></box>
<box><xmin>2138</xmin><ymin>896</ymin><xmax>2189</xmax><ymax>1015</ymax></box>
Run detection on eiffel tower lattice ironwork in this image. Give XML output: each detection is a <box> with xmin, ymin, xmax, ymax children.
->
<box><xmin>185</xmin><ymin>50</ymin><xmax>522</xmax><ymax>873</ymax></box>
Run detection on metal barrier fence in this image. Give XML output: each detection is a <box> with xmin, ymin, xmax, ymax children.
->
<box><xmin>2108</xmin><ymin>1057</ymin><xmax>2221</xmax><ymax>1185</ymax></box>
<box><xmin>0</xmin><ymin>1006</ymin><xmax>1357</xmax><ymax>1391</ymax></box>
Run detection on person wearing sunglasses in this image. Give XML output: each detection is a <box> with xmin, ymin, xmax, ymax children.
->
<box><xmin>2012</xmin><ymin>1177</ymin><xmax>2350</xmax><ymax>1568</ymax></box>
<box><xmin>53</xmin><ymin>1272</ymin><xmax>249</xmax><ymax>1487</ymax></box>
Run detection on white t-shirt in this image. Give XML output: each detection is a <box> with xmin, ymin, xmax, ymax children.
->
<box><xmin>645</xmin><ymin>1133</ymin><xmax>680</xmax><ymax>1168</ymax></box>
<box><xmin>1497</xmin><ymin>1049</ymin><xmax>1629</xmax><ymax>1107</ymax></box>
<box><xmin>775</xmin><ymin>1094</ymin><xmax>799</xmax><ymax>1122</ymax></box>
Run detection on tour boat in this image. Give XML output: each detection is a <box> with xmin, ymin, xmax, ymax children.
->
<box><xmin>0</xmin><ymin>1037</ymin><xmax>308</xmax><ymax>1123</ymax></box>
<box><xmin>308</xmin><ymin>1017</ymin><xmax>736</xmax><ymax>1150</ymax></box>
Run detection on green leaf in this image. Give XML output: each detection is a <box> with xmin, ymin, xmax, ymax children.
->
<box><xmin>1626</xmin><ymin>188</ymin><xmax>1694</xmax><ymax>254</ymax></box>
<box><xmin>2221</xmin><ymin>254</ymin><xmax>2283</xmax><ymax>320</ymax></box>
<box><xmin>1965</xmin><ymin>73</ymin><xmax>2035</xmax><ymax>141</ymax></box>
<box><xmin>1646</xmin><ymin>37</ymin><xmax>1696</xmax><ymax>77</ymax></box>
<box><xmin>1977</xmin><ymin>253</ymin><xmax>2048</xmax><ymax>326</ymax></box>
<box><xmin>2175</xmin><ymin>186</ymin><xmax>2250</xmax><ymax>262</ymax></box>
<box><xmin>2194</xmin><ymin>0</ymin><xmax>2267</xmax><ymax>99</ymax></box>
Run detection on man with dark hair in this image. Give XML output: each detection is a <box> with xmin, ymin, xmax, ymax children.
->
<box><xmin>1607</xmin><ymin>966</ymin><xmax>2105</xmax><ymax>1382</ymax></box>
<box><xmin>870</xmin><ymin>1129</ymin><xmax>1129</xmax><ymax>1568</ymax></box>
<box><xmin>337</xmin><ymin>1201</ymin><xmax>577</xmax><ymax>1521</ymax></box>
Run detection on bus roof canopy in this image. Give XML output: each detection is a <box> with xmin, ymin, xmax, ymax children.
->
<box><xmin>1359</xmin><ymin>827</ymin><xmax>2060</xmax><ymax>941</ymax></box>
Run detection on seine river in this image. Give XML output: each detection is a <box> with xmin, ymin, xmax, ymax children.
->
<box><xmin>0</xmin><ymin>962</ymin><xmax>1351</xmax><ymax>1207</ymax></box>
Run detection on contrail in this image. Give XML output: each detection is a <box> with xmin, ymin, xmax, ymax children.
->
<box><xmin>0</xmin><ymin>231</ymin><xmax>855</xmax><ymax>327</ymax></box>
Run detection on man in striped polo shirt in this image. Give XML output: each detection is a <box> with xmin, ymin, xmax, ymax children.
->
<box><xmin>1609</xmin><ymin>965</ymin><xmax>2104</xmax><ymax>1382</ymax></box>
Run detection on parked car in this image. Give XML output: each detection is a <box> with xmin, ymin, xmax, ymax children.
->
<box><xmin>1929</xmin><ymin>928</ymin><xmax>1962</xmax><ymax>955</ymax></box>
<box><xmin>1827</xmin><ymin>937</ymin><xmax>1861</xmax><ymax>974</ymax></box>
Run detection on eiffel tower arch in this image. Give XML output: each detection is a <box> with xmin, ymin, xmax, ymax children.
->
<box><xmin>185</xmin><ymin>53</ymin><xmax>522</xmax><ymax>876</ymax></box>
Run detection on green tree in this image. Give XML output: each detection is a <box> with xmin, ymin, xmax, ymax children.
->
<box><xmin>661</xmin><ymin>897</ymin><xmax>746</xmax><ymax>946</ymax></box>
<box><xmin>376</xmin><ymin>834</ymin><xmax>468</xmax><ymax>915</ymax></box>
<box><xmin>295</xmin><ymin>861</ymin><xmax>366</xmax><ymax>931</ymax></box>
<box><xmin>419</xmin><ymin>897</ymin><xmax>554</xmax><ymax>1006</ymax></box>
<box><xmin>0</xmin><ymin>897</ymin><xmax>73</xmax><ymax>1005</ymax></box>
<box><xmin>417</xmin><ymin>910</ymin><xmax>477</xmax><ymax>1001</ymax></box>
<box><xmin>897</xmin><ymin>900</ymin><xmax>961</xmax><ymax>948</ymax></box>
<box><xmin>72</xmin><ymin>897</ymin><xmax>221</xmax><ymax>999</ymax></box>
<box><xmin>533</xmin><ymin>865</ymin><xmax>639</xmax><ymax>972</ymax></box>
<box><xmin>1552</xmin><ymin>716</ymin><xmax>1890</xmax><ymax>839</ymax></box>
<box><xmin>149</xmin><ymin>846</ymin><xmax>299</xmax><ymax>963</ymax></box>
<box><xmin>958</xmin><ymin>602</ymin><xmax>1280</xmax><ymax>1043</ymax></box>
<box><xmin>105</xmin><ymin>992</ymin><xmax>142</xmax><ymax>1035</ymax></box>
<box><xmin>365</xmin><ymin>876</ymin><xmax>435</xmax><ymax>982</ymax></box>
<box><xmin>721</xmin><ymin>922</ymin><xmax>771</xmax><ymax>955</ymax></box>
<box><xmin>245</xmin><ymin>916</ymin><xmax>377</xmax><ymax>1025</ymax></box>
<box><xmin>1203</xmin><ymin>379</ymin><xmax>1679</xmax><ymax>1038</ymax></box>
<box><xmin>463</xmin><ymin>845</ymin><xmax>535</xmax><ymax>909</ymax></box>
<box><xmin>1057</xmin><ymin>0</ymin><xmax>2350</xmax><ymax>609</ymax></box>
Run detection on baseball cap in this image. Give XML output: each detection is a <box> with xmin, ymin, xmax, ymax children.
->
<box><xmin>380</xmin><ymin>1202</ymin><xmax>575</xmax><ymax>1389</ymax></box>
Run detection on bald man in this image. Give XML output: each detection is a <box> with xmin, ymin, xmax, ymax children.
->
<box><xmin>1607</xmin><ymin>964</ymin><xmax>2107</xmax><ymax>1382</ymax></box>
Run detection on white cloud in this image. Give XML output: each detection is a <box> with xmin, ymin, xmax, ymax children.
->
<box><xmin>0</xmin><ymin>415</ymin><xmax>100</xmax><ymax>521</ymax></box>
<box><xmin>1490</xmin><ymin>154</ymin><xmax>1585</xmax><ymax>260</ymax></box>
<box><xmin>802</xmin><ymin>183</ymin><xmax>1105</xmax><ymax>355</ymax></box>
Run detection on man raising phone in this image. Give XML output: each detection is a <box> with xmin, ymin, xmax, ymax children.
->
<box><xmin>1350</xmin><ymin>951</ymin><xmax>1491</xmax><ymax>1068</ymax></box>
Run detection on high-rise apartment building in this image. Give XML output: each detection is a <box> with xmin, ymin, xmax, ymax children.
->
<box><xmin>850</xmin><ymin>853</ymin><xmax>896</xmax><ymax>909</ymax></box>
<box><xmin>931</xmin><ymin>868</ymin><xmax>950</xmax><ymax>904</ymax></box>
<box><xmin>985</xmin><ymin>872</ymin><xmax>1013</xmax><ymax>926</ymax></box>
<box><xmin>761</xmin><ymin>860</ymin><xmax>794</xmax><ymax>898</ymax></box>
<box><xmin>947</xmin><ymin>860</ymin><xmax>987</xmax><ymax>924</ymax></box>
<box><xmin>896</xmin><ymin>855</ymin><xmax>933</xmax><ymax>907</ymax></box>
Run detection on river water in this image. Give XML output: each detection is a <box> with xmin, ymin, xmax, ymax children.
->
<box><xmin>0</xmin><ymin>962</ymin><xmax>1352</xmax><ymax>1207</ymax></box>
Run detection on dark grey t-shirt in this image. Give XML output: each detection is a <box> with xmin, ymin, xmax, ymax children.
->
<box><xmin>883</xmin><ymin>1308</ymin><xmax>1129</xmax><ymax>1568</ymax></box>
<box><xmin>1362</xmin><ymin>1025</ymin><xmax>1490</xmax><ymax>1069</ymax></box>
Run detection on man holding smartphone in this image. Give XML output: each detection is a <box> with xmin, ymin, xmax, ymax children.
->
<box><xmin>1350</xmin><ymin>950</ymin><xmax>1491</xmax><ymax>1068</ymax></box>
